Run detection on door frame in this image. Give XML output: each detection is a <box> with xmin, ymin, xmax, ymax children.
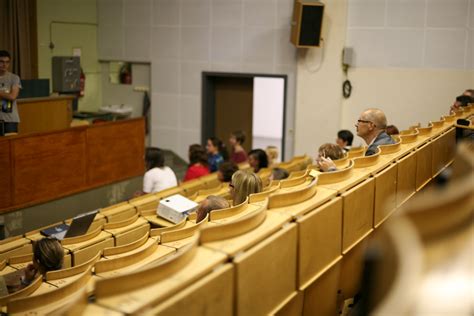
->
<box><xmin>202</xmin><ymin>72</ymin><xmax>288</xmax><ymax>161</ymax></box>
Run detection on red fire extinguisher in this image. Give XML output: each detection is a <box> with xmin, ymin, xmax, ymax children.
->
<box><xmin>79</xmin><ymin>68</ymin><xmax>85</xmax><ymax>97</ymax></box>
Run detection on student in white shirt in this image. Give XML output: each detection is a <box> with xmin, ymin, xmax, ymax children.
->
<box><xmin>143</xmin><ymin>147</ymin><xmax>177</xmax><ymax>193</ymax></box>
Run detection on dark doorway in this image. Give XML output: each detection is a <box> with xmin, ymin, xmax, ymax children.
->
<box><xmin>202</xmin><ymin>72</ymin><xmax>287</xmax><ymax>161</ymax></box>
<box><xmin>214</xmin><ymin>77</ymin><xmax>253</xmax><ymax>153</ymax></box>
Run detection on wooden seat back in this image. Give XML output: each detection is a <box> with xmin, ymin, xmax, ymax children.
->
<box><xmin>200</xmin><ymin>202</ymin><xmax>267</xmax><ymax>243</ymax></box>
<box><xmin>268</xmin><ymin>178</ymin><xmax>318</xmax><ymax>209</ymax></box>
<box><xmin>149</xmin><ymin>217</ymin><xmax>187</xmax><ymax>237</ymax></box>
<box><xmin>399</xmin><ymin>129</ymin><xmax>419</xmax><ymax>144</ymax></box>
<box><xmin>279</xmin><ymin>170</ymin><xmax>309</xmax><ymax>188</ymax></box>
<box><xmin>7</xmin><ymin>268</ymin><xmax>92</xmax><ymax>314</ymax></box>
<box><xmin>442</xmin><ymin>113</ymin><xmax>456</xmax><ymax>123</ymax></box>
<box><xmin>209</xmin><ymin>197</ymin><xmax>249</xmax><ymax>221</ymax></box>
<box><xmin>353</xmin><ymin>147</ymin><xmax>381</xmax><ymax>168</ymax></box>
<box><xmin>288</xmin><ymin>169</ymin><xmax>307</xmax><ymax>179</ymax></box>
<box><xmin>46</xmin><ymin>252</ymin><xmax>100</xmax><ymax>281</ymax></box>
<box><xmin>379</xmin><ymin>141</ymin><xmax>401</xmax><ymax>155</ymax></box>
<box><xmin>160</xmin><ymin>214</ymin><xmax>209</xmax><ymax>244</ymax></box>
<box><xmin>0</xmin><ymin>276</ymin><xmax>42</xmax><ymax>307</ymax></box>
<box><xmin>248</xmin><ymin>183</ymin><xmax>281</xmax><ymax>203</ymax></box>
<box><xmin>347</xmin><ymin>147</ymin><xmax>365</xmax><ymax>159</ymax></box>
<box><xmin>180</xmin><ymin>178</ymin><xmax>205</xmax><ymax>197</ymax></box>
<box><xmin>103</xmin><ymin>212</ymin><xmax>139</xmax><ymax>230</ymax></box>
<box><xmin>94</xmin><ymin>236</ymin><xmax>199</xmax><ymax>298</ymax></box>
<box><xmin>94</xmin><ymin>241</ymin><xmax>158</xmax><ymax>274</ymax></box>
<box><xmin>317</xmin><ymin>160</ymin><xmax>354</xmax><ymax>185</ymax></box>
<box><xmin>103</xmin><ymin>229</ymin><xmax>149</xmax><ymax>257</ymax></box>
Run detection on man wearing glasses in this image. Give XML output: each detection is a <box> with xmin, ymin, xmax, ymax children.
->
<box><xmin>355</xmin><ymin>108</ymin><xmax>395</xmax><ymax>156</ymax></box>
<box><xmin>0</xmin><ymin>50</ymin><xmax>22</xmax><ymax>134</ymax></box>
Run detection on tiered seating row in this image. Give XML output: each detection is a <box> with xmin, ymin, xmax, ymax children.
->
<box><xmin>0</xmin><ymin>106</ymin><xmax>471</xmax><ymax>315</ymax></box>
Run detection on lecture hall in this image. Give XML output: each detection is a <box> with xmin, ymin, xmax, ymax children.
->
<box><xmin>0</xmin><ymin>0</ymin><xmax>473</xmax><ymax>315</ymax></box>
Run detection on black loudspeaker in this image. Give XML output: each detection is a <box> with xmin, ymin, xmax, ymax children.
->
<box><xmin>290</xmin><ymin>0</ymin><xmax>325</xmax><ymax>47</ymax></box>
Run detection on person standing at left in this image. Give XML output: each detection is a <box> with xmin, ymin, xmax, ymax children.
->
<box><xmin>0</xmin><ymin>50</ymin><xmax>22</xmax><ymax>134</ymax></box>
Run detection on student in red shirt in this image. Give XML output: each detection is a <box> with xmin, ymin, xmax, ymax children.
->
<box><xmin>183</xmin><ymin>144</ymin><xmax>210</xmax><ymax>182</ymax></box>
<box><xmin>229</xmin><ymin>130</ymin><xmax>248</xmax><ymax>164</ymax></box>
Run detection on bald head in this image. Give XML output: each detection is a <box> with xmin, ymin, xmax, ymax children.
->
<box><xmin>356</xmin><ymin>108</ymin><xmax>390</xmax><ymax>144</ymax></box>
<box><xmin>361</xmin><ymin>108</ymin><xmax>388</xmax><ymax>129</ymax></box>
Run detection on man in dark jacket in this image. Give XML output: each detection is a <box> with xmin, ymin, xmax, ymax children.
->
<box><xmin>355</xmin><ymin>108</ymin><xmax>395</xmax><ymax>156</ymax></box>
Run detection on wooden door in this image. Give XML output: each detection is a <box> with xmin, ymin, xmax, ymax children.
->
<box><xmin>214</xmin><ymin>77</ymin><xmax>253</xmax><ymax>153</ymax></box>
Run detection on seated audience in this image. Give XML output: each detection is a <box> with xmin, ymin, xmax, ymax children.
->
<box><xmin>6</xmin><ymin>238</ymin><xmax>64</xmax><ymax>293</ymax></box>
<box><xmin>229</xmin><ymin>130</ymin><xmax>248</xmax><ymax>164</ymax></box>
<box><xmin>266</xmin><ymin>146</ymin><xmax>279</xmax><ymax>167</ymax></box>
<box><xmin>206</xmin><ymin>137</ymin><xmax>228</xmax><ymax>172</ymax></box>
<box><xmin>270</xmin><ymin>167</ymin><xmax>289</xmax><ymax>181</ymax></box>
<box><xmin>218</xmin><ymin>161</ymin><xmax>239</xmax><ymax>183</ymax></box>
<box><xmin>355</xmin><ymin>108</ymin><xmax>396</xmax><ymax>156</ymax></box>
<box><xmin>386</xmin><ymin>125</ymin><xmax>399</xmax><ymax>136</ymax></box>
<box><xmin>195</xmin><ymin>195</ymin><xmax>230</xmax><ymax>223</ymax></box>
<box><xmin>248</xmin><ymin>149</ymin><xmax>269</xmax><ymax>173</ymax></box>
<box><xmin>336</xmin><ymin>130</ymin><xmax>354</xmax><ymax>152</ymax></box>
<box><xmin>450</xmin><ymin>94</ymin><xmax>473</xmax><ymax>114</ymax></box>
<box><xmin>316</xmin><ymin>143</ymin><xmax>345</xmax><ymax>172</ymax></box>
<box><xmin>143</xmin><ymin>147</ymin><xmax>178</xmax><ymax>193</ymax></box>
<box><xmin>230</xmin><ymin>170</ymin><xmax>263</xmax><ymax>205</ymax></box>
<box><xmin>183</xmin><ymin>144</ymin><xmax>210</xmax><ymax>182</ymax></box>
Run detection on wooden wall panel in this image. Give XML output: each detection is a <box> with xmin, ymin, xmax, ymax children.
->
<box><xmin>397</xmin><ymin>151</ymin><xmax>417</xmax><ymax>207</ymax></box>
<box><xmin>234</xmin><ymin>224</ymin><xmax>297</xmax><ymax>316</ymax></box>
<box><xmin>1</xmin><ymin>118</ymin><xmax>145</xmax><ymax>214</ymax></box>
<box><xmin>374</xmin><ymin>163</ymin><xmax>398</xmax><ymax>228</ymax></box>
<box><xmin>415</xmin><ymin>142</ymin><xmax>432</xmax><ymax>191</ymax></box>
<box><xmin>297</xmin><ymin>197</ymin><xmax>342</xmax><ymax>290</ymax></box>
<box><xmin>341</xmin><ymin>178</ymin><xmax>375</xmax><ymax>254</ymax></box>
<box><xmin>0</xmin><ymin>140</ymin><xmax>12</xmax><ymax>209</ymax></box>
<box><xmin>12</xmin><ymin>129</ymin><xmax>87</xmax><ymax>206</ymax></box>
<box><xmin>17</xmin><ymin>97</ymin><xmax>73</xmax><ymax>134</ymax></box>
<box><xmin>87</xmin><ymin>119</ymin><xmax>145</xmax><ymax>186</ymax></box>
<box><xmin>303</xmin><ymin>261</ymin><xmax>341</xmax><ymax>316</ymax></box>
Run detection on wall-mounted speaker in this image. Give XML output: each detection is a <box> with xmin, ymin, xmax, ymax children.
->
<box><xmin>290</xmin><ymin>0</ymin><xmax>325</xmax><ymax>48</ymax></box>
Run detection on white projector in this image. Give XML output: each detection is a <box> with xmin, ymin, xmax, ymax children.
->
<box><xmin>157</xmin><ymin>194</ymin><xmax>199</xmax><ymax>224</ymax></box>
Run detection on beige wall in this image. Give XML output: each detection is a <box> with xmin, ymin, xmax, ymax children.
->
<box><xmin>295</xmin><ymin>0</ymin><xmax>474</xmax><ymax>156</ymax></box>
<box><xmin>295</xmin><ymin>0</ymin><xmax>347</xmax><ymax>155</ymax></box>
<box><xmin>37</xmin><ymin>0</ymin><xmax>101</xmax><ymax>112</ymax></box>
<box><xmin>341</xmin><ymin>69</ymin><xmax>474</xmax><ymax>147</ymax></box>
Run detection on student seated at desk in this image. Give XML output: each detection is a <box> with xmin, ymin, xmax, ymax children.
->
<box><xmin>183</xmin><ymin>144</ymin><xmax>210</xmax><ymax>182</ymax></box>
<box><xmin>248</xmin><ymin>149</ymin><xmax>269</xmax><ymax>173</ymax></box>
<box><xmin>207</xmin><ymin>137</ymin><xmax>228</xmax><ymax>172</ymax></box>
<box><xmin>229</xmin><ymin>130</ymin><xmax>248</xmax><ymax>164</ymax></box>
<box><xmin>218</xmin><ymin>161</ymin><xmax>238</xmax><ymax>183</ymax></box>
<box><xmin>230</xmin><ymin>170</ymin><xmax>263</xmax><ymax>205</ymax></box>
<box><xmin>355</xmin><ymin>108</ymin><xmax>395</xmax><ymax>156</ymax></box>
<box><xmin>269</xmin><ymin>167</ymin><xmax>289</xmax><ymax>181</ymax></box>
<box><xmin>143</xmin><ymin>147</ymin><xmax>178</xmax><ymax>193</ymax></box>
<box><xmin>336</xmin><ymin>129</ymin><xmax>354</xmax><ymax>153</ymax></box>
<box><xmin>315</xmin><ymin>143</ymin><xmax>344</xmax><ymax>172</ymax></box>
<box><xmin>4</xmin><ymin>238</ymin><xmax>63</xmax><ymax>294</ymax></box>
<box><xmin>195</xmin><ymin>196</ymin><xmax>230</xmax><ymax>223</ymax></box>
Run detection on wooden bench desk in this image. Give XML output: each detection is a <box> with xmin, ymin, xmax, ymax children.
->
<box><xmin>201</xmin><ymin>209</ymin><xmax>296</xmax><ymax>316</ymax></box>
<box><xmin>95</xmin><ymin>241</ymin><xmax>228</xmax><ymax>315</ymax></box>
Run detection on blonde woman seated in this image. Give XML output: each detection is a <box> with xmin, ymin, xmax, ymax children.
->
<box><xmin>229</xmin><ymin>170</ymin><xmax>263</xmax><ymax>205</ymax></box>
<box><xmin>265</xmin><ymin>146</ymin><xmax>279</xmax><ymax>167</ymax></box>
<box><xmin>315</xmin><ymin>143</ymin><xmax>345</xmax><ymax>172</ymax></box>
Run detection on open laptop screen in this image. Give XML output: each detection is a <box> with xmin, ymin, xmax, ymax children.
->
<box><xmin>41</xmin><ymin>209</ymin><xmax>98</xmax><ymax>240</ymax></box>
